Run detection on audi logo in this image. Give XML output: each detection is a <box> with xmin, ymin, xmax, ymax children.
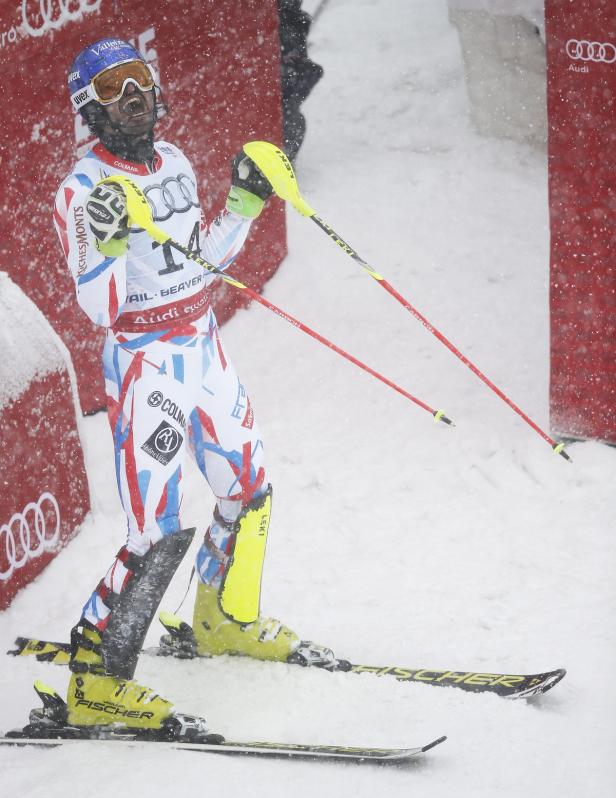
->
<box><xmin>144</xmin><ymin>174</ymin><xmax>199</xmax><ymax>222</ymax></box>
<box><xmin>566</xmin><ymin>39</ymin><xmax>616</xmax><ymax>64</ymax></box>
<box><xmin>21</xmin><ymin>0</ymin><xmax>101</xmax><ymax>38</ymax></box>
<box><xmin>0</xmin><ymin>492</ymin><xmax>61</xmax><ymax>582</ymax></box>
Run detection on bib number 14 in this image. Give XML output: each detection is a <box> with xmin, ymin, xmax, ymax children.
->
<box><xmin>154</xmin><ymin>222</ymin><xmax>200</xmax><ymax>275</ymax></box>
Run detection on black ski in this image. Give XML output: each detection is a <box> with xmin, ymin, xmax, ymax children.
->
<box><xmin>8</xmin><ymin>634</ymin><xmax>566</xmax><ymax>700</ymax></box>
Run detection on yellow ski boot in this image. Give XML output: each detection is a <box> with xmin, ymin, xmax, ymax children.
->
<box><xmin>192</xmin><ymin>581</ymin><xmax>300</xmax><ymax>661</ymax></box>
<box><xmin>158</xmin><ymin>489</ymin><xmax>339</xmax><ymax>668</ymax></box>
<box><xmin>67</xmin><ymin>625</ymin><xmax>174</xmax><ymax>729</ymax></box>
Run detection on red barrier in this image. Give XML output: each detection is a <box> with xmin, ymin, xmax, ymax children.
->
<box><xmin>0</xmin><ymin>273</ymin><xmax>90</xmax><ymax>610</ymax></box>
<box><xmin>0</xmin><ymin>1</ymin><xmax>286</xmax><ymax>414</ymax></box>
<box><xmin>546</xmin><ymin>1</ymin><xmax>616</xmax><ymax>443</ymax></box>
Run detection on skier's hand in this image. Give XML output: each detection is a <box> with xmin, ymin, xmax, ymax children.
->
<box><xmin>226</xmin><ymin>152</ymin><xmax>274</xmax><ymax>218</ymax></box>
<box><xmin>85</xmin><ymin>182</ymin><xmax>130</xmax><ymax>256</ymax></box>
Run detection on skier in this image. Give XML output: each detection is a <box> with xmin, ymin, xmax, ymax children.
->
<box><xmin>53</xmin><ymin>38</ymin><xmax>334</xmax><ymax>735</ymax></box>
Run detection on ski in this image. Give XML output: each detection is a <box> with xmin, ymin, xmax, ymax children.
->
<box><xmin>0</xmin><ymin>732</ymin><xmax>446</xmax><ymax>763</ymax></box>
<box><xmin>8</xmin><ymin>634</ymin><xmax>566</xmax><ymax>699</ymax></box>
<box><xmin>0</xmin><ymin>680</ymin><xmax>445</xmax><ymax>764</ymax></box>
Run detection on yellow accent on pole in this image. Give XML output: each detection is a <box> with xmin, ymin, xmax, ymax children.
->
<box><xmin>220</xmin><ymin>490</ymin><xmax>272</xmax><ymax>624</ymax></box>
<box><xmin>243</xmin><ymin>142</ymin><xmax>388</xmax><ymax>280</ymax></box>
<box><xmin>99</xmin><ymin>175</ymin><xmax>169</xmax><ymax>243</ymax></box>
<box><xmin>243</xmin><ymin>141</ymin><xmax>315</xmax><ymax>217</ymax></box>
<box><xmin>221</xmin><ymin>277</ymin><xmax>246</xmax><ymax>290</ymax></box>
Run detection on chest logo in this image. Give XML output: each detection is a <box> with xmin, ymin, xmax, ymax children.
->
<box><xmin>143</xmin><ymin>174</ymin><xmax>199</xmax><ymax>222</ymax></box>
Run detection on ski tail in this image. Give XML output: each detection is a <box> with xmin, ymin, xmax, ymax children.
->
<box><xmin>9</xmin><ymin>637</ymin><xmax>71</xmax><ymax>665</ymax></box>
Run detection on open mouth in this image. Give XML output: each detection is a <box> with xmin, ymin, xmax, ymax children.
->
<box><xmin>120</xmin><ymin>94</ymin><xmax>147</xmax><ymax>116</ymax></box>
<box><xmin>119</xmin><ymin>91</ymin><xmax>151</xmax><ymax>118</ymax></box>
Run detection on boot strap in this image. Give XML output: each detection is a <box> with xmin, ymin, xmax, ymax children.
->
<box><xmin>68</xmin><ymin>660</ymin><xmax>107</xmax><ymax>675</ymax></box>
<box><xmin>203</xmin><ymin>528</ymin><xmax>230</xmax><ymax>566</ymax></box>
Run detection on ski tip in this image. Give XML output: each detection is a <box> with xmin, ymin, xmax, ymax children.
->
<box><xmin>421</xmin><ymin>735</ymin><xmax>447</xmax><ymax>753</ymax></box>
<box><xmin>541</xmin><ymin>667</ymin><xmax>567</xmax><ymax>691</ymax></box>
<box><xmin>511</xmin><ymin>667</ymin><xmax>567</xmax><ymax>700</ymax></box>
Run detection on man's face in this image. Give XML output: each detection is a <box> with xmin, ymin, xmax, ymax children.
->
<box><xmin>104</xmin><ymin>82</ymin><xmax>155</xmax><ymax>137</ymax></box>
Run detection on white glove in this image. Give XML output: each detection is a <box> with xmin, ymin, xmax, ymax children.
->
<box><xmin>85</xmin><ymin>182</ymin><xmax>129</xmax><ymax>246</ymax></box>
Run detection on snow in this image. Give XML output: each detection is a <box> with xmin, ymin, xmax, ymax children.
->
<box><xmin>0</xmin><ymin>272</ymin><xmax>66</xmax><ymax>409</ymax></box>
<box><xmin>1</xmin><ymin>0</ymin><xmax>616</xmax><ymax>795</ymax></box>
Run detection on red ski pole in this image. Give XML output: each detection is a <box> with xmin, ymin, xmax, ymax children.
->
<box><xmin>103</xmin><ymin>176</ymin><xmax>453</xmax><ymax>427</ymax></box>
<box><xmin>243</xmin><ymin>142</ymin><xmax>569</xmax><ymax>461</ymax></box>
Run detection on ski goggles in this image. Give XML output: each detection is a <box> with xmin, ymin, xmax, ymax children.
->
<box><xmin>70</xmin><ymin>59</ymin><xmax>156</xmax><ymax>111</ymax></box>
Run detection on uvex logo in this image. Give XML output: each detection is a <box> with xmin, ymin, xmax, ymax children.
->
<box><xmin>72</xmin><ymin>90</ymin><xmax>89</xmax><ymax>106</ymax></box>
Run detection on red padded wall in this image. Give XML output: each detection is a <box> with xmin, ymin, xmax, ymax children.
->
<box><xmin>0</xmin><ymin>370</ymin><xmax>90</xmax><ymax>609</ymax></box>
<box><xmin>546</xmin><ymin>0</ymin><xmax>616</xmax><ymax>442</ymax></box>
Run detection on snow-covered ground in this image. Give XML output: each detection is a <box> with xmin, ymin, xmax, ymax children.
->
<box><xmin>2</xmin><ymin>1</ymin><xmax>615</xmax><ymax>795</ymax></box>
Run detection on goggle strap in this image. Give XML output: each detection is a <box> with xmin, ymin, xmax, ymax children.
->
<box><xmin>70</xmin><ymin>84</ymin><xmax>97</xmax><ymax>111</ymax></box>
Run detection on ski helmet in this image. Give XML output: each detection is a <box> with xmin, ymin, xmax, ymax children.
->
<box><xmin>68</xmin><ymin>38</ymin><xmax>162</xmax><ymax>163</ymax></box>
<box><xmin>68</xmin><ymin>38</ymin><xmax>153</xmax><ymax>112</ymax></box>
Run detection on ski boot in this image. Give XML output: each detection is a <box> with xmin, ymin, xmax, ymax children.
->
<box><xmin>159</xmin><ymin>583</ymin><xmax>347</xmax><ymax>671</ymax></box>
<box><xmin>192</xmin><ymin>581</ymin><xmax>299</xmax><ymax>661</ymax></box>
<box><xmin>64</xmin><ymin>625</ymin><xmax>215</xmax><ymax>740</ymax></box>
<box><xmin>10</xmin><ymin>681</ymin><xmax>222</xmax><ymax>744</ymax></box>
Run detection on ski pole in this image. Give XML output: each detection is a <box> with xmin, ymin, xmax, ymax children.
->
<box><xmin>243</xmin><ymin>141</ymin><xmax>569</xmax><ymax>461</ymax></box>
<box><xmin>101</xmin><ymin>176</ymin><xmax>452</xmax><ymax>426</ymax></box>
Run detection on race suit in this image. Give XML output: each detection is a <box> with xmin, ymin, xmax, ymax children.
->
<box><xmin>54</xmin><ymin>141</ymin><xmax>266</xmax><ymax>631</ymax></box>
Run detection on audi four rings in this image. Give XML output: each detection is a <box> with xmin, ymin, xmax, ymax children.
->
<box><xmin>143</xmin><ymin>174</ymin><xmax>199</xmax><ymax>222</ymax></box>
<box><xmin>566</xmin><ymin>39</ymin><xmax>616</xmax><ymax>63</ymax></box>
<box><xmin>0</xmin><ymin>492</ymin><xmax>61</xmax><ymax>582</ymax></box>
<box><xmin>21</xmin><ymin>0</ymin><xmax>101</xmax><ymax>38</ymax></box>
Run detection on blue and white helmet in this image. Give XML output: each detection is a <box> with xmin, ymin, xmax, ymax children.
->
<box><xmin>67</xmin><ymin>38</ymin><xmax>151</xmax><ymax>112</ymax></box>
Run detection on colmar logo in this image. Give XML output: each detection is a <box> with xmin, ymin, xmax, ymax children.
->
<box><xmin>146</xmin><ymin>391</ymin><xmax>186</xmax><ymax>427</ymax></box>
<box><xmin>113</xmin><ymin>159</ymin><xmax>140</xmax><ymax>173</ymax></box>
<box><xmin>147</xmin><ymin>391</ymin><xmax>163</xmax><ymax>407</ymax></box>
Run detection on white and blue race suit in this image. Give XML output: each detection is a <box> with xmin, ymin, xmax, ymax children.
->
<box><xmin>54</xmin><ymin>140</ymin><xmax>268</xmax><ymax>631</ymax></box>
